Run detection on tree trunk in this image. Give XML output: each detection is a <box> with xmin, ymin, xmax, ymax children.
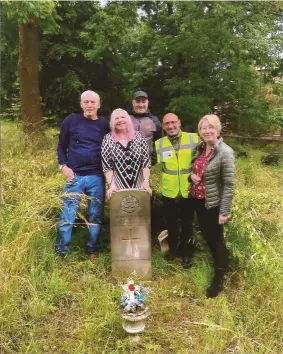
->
<box><xmin>18</xmin><ymin>17</ymin><xmax>44</xmax><ymax>134</ymax></box>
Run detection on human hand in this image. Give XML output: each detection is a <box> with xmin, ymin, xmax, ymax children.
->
<box><xmin>107</xmin><ymin>184</ymin><xmax>117</xmax><ymax>199</ymax></box>
<box><xmin>219</xmin><ymin>215</ymin><xmax>229</xmax><ymax>224</ymax></box>
<box><xmin>142</xmin><ymin>180</ymin><xmax>152</xmax><ymax>195</ymax></box>
<box><xmin>191</xmin><ymin>174</ymin><xmax>201</xmax><ymax>185</ymax></box>
<box><xmin>62</xmin><ymin>165</ymin><xmax>75</xmax><ymax>181</ymax></box>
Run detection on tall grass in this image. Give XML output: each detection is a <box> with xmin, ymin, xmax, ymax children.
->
<box><xmin>1</xmin><ymin>123</ymin><xmax>283</xmax><ymax>353</ymax></box>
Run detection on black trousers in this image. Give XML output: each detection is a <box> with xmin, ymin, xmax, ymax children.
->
<box><xmin>163</xmin><ymin>196</ymin><xmax>195</xmax><ymax>257</ymax></box>
<box><xmin>188</xmin><ymin>197</ymin><xmax>228</xmax><ymax>270</ymax></box>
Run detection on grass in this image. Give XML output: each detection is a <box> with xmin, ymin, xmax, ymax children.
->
<box><xmin>1</xmin><ymin>122</ymin><xmax>283</xmax><ymax>353</ymax></box>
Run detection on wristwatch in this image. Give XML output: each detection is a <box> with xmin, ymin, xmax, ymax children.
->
<box><xmin>59</xmin><ymin>164</ymin><xmax>66</xmax><ymax>170</ymax></box>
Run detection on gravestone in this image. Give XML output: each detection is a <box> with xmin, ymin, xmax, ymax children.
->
<box><xmin>110</xmin><ymin>190</ymin><xmax>152</xmax><ymax>279</ymax></box>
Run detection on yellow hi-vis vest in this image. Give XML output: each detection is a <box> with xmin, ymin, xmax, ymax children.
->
<box><xmin>155</xmin><ymin>132</ymin><xmax>199</xmax><ymax>198</ymax></box>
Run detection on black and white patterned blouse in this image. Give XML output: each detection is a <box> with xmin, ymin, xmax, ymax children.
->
<box><xmin>101</xmin><ymin>132</ymin><xmax>151</xmax><ymax>190</ymax></box>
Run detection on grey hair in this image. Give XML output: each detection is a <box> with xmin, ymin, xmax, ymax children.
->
<box><xmin>81</xmin><ymin>90</ymin><xmax>100</xmax><ymax>102</ymax></box>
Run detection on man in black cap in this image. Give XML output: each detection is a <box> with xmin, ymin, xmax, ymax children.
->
<box><xmin>128</xmin><ymin>90</ymin><xmax>162</xmax><ymax>153</ymax></box>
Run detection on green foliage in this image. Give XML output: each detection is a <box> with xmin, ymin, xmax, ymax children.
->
<box><xmin>1</xmin><ymin>0</ymin><xmax>60</xmax><ymax>120</ymax></box>
<box><xmin>1</xmin><ymin>7</ymin><xmax>19</xmax><ymax>111</ymax></box>
<box><xmin>2</xmin><ymin>0</ymin><xmax>58</xmax><ymax>27</ymax></box>
<box><xmin>38</xmin><ymin>1</ymin><xmax>138</xmax><ymax>119</ymax></box>
<box><xmin>138</xmin><ymin>1</ymin><xmax>283</xmax><ymax>133</ymax></box>
<box><xmin>2</xmin><ymin>1</ymin><xmax>283</xmax><ymax>131</ymax></box>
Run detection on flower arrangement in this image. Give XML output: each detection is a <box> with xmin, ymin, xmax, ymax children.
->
<box><xmin>120</xmin><ymin>278</ymin><xmax>151</xmax><ymax>313</ymax></box>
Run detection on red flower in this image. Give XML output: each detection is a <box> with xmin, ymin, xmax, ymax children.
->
<box><xmin>128</xmin><ymin>284</ymin><xmax>135</xmax><ymax>291</ymax></box>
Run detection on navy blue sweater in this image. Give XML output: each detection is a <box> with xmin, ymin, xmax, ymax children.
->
<box><xmin>57</xmin><ymin>113</ymin><xmax>109</xmax><ymax>175</ymax></box>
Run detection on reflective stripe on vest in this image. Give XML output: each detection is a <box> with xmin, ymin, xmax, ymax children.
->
<box><xmin>162</xmin><ymin>165</ymin><xmax>178</xmax><ymax>175</ymax></box>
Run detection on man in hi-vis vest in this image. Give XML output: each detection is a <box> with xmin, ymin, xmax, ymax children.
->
<box><xmin>155</xmin><ymin>113</ymin><xmax>199</xmax><ymax>269</ymax></box>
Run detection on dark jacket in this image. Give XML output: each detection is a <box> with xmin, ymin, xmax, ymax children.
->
<box><xmin>57</xmin><ymin>113</ymin><xmax>109</xmax><ymax>175</ymax></box>
<box><xmin>128</xmin><ymin>109</ymin><xmax>162</xmax><ymax>153</ymax></box>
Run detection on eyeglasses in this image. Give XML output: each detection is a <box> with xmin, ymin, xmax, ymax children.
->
<box><xmin>163</xmin><ymin>121</ymin><xmax>179</xmax><ymax>127</ymax></box>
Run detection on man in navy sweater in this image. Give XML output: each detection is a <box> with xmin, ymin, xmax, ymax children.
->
<box><xmin>56</xmin><ymin>90</ymin><xmax>109</xmax><ymax>261</ymax></box>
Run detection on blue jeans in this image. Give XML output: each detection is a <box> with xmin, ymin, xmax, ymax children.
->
<box><xmin>56</xmin><ymin>174</ymin><xmax>105</xmax><ymax>254</ymax></box>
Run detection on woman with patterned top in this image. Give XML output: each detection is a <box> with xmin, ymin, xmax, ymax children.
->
<box><xmin>101</xmin><ymin>108</ymin><xmax>152</xmax><ymax>198</ymax></box>
<box><xmin>188</xmin><ymin>114</ymin><xmax>235</xmax><ymax>298</ymax></box>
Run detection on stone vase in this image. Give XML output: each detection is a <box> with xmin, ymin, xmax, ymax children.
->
<box><xmin>121</xmin><ymin>307</ymin><xmax>151</xmax><ymax>334</ymax></box>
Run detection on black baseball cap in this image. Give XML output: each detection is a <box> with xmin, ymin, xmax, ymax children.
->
<box><xmin>132</xmin><ymin>91</ymin><xmax>148</xmax><ymax>99</ymax></box>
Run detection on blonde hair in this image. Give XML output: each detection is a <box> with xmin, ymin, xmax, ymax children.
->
<box><xmin>198</xmin><ymin>114</ymin><xmax>221</xmax><ymax>135</ymax></box>
<box><xmin>109</xmin><ymin>108</ymin><xmax>136</xmax><ymax>142</ymax></box>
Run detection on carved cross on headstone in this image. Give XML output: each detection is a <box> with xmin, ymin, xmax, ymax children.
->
<box><xmin>122</xmin><ymin>227</ymin><xmax>140</xmax><ymax>257</ymax></box>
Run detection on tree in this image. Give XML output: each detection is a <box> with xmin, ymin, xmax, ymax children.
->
<box><xmin>130</xmin><ymin>1</ymin><xmax>283</xmax><ymax>134</ymax></box>
<box><xmin>39</xmin><ymin>1</ymin><xmax>138</xmax><ymax>121</ymax></box>
<box><xmin>2</xmin><ymin>1</ymin><xmax>57</xmax><ymax>134</ymax></box>
<box><xmin>2</xmin><ymin>0</ymin><xmax>283</xmax><ymax>135</ymax></box>
<box><xmin>18</xmin><ymin>17</ymin><xmax>43</xmax><ymax>133</ymax></box>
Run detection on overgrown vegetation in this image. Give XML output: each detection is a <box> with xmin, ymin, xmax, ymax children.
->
<box><xmin>1</xmin><ymin>121</ymin><xmax>283</xmax><ymax>353</ymax></box>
